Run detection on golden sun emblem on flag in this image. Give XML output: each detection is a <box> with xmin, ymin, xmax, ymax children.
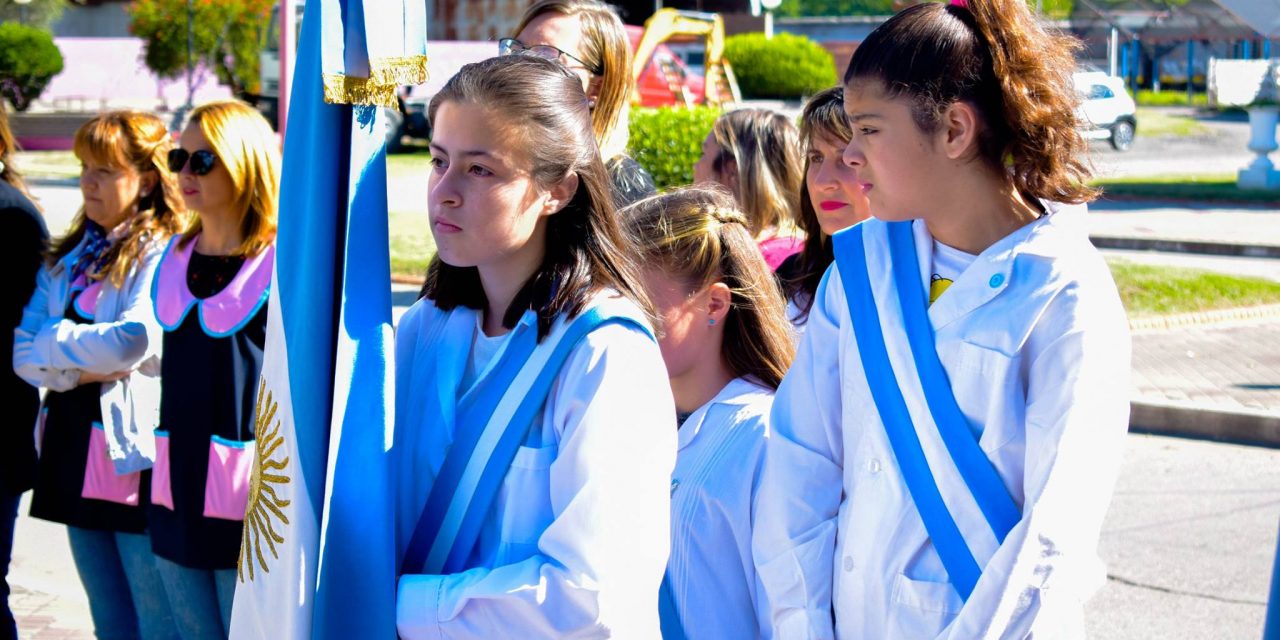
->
<box><xmin>238</xmin><ymin>377</ymin><xmax>292</xmax><ymax>583</ymax></box>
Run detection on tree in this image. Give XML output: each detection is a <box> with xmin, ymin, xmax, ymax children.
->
<box><xmin>0</xmin><ymin>0</ymin><xmax>67</xmax><ymax>32</ymax></box>
<box><xmin>128</xmin><ymin>0</ymin><xmax>276</xmax><ymax>99</ymax></box>
<box><xmin>0</xmin><ymin>22</ymin><xmax>64</xmax><ymax>111</ymax></box>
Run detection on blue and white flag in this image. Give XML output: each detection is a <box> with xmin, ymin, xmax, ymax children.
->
<box><xmin>228</xmin><ymin>1</ymin><xmax>426</xmax><ymax>638</ymax></box>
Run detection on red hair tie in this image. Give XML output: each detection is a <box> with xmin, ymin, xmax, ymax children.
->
<box><xmin>950</xmin><ymin>0</ymin><xmax>969</xmax><ymax>7</ymax></box>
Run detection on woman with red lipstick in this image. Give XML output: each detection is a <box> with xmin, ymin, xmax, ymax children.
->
<box><xmin>693</xmin><ymin>108</ymin><xmax>804</xmax><ymax>272</ymax></box>
<box><xmin>394</xmin><ymin>56</ymin><xmax>674</xmax><ymax>638</ymax></box>
<box><xmin>148</xmin><ymin>100</ymin><xmax>278</xmax><ymax>639</ymax></box>
<box><xmin>753</xmin><ymin>1</ymin><xmax>1130</xmax><ymax>637</ymax></box>
<box><xmin>14</xmin><ymin>111</ymin><xmax>185</xmax><ymax>639</ymax></box>
<box><xmin>776</xmin><ymin>87</ymin><xmax>872</xmax><ymax>331</ymax></box>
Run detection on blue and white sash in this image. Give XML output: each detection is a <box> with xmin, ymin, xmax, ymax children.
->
<box><xmin>831</xmin><ymin>221</ymin><xmax>1021</xmax><ymax>600</ymax></box>
<box><xmin>402</xmin><ymin>300</ymin><xmax>652</xmax><ymax>576</ymax></box>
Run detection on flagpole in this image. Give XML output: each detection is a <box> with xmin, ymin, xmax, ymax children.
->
<box><xmin>279</xmin><ymin>0</ymin><xmax>296</xmax><ymax>139</ymax></box>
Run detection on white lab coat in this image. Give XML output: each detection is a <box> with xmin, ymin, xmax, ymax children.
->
<box><xmin>752</xmin><ymin>211</ymin><xmax>1131</xmax><ymax>639</ymax></box>
<box><xmin>13</xmin><ymin>234</ymin><xmax>166</xmax><ymax>473</ymax></box>
<box><xmin>668</xmin><ymin>377</ymin><xmax>773</xmax><ymax>640</ymax></box>
<box><xmin>394</xmin><ymin>294</ymin><xmax>677</xmax><ymax>640</ymax></box>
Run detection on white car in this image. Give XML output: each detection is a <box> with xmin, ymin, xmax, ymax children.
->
<box><xmin>1075</xmin><ymin>71</ymin><xmax>1138</xmax><ymax>151</ymax></box>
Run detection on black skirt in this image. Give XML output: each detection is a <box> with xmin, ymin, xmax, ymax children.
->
<box><xmin>28</xmin><ymin>293</ymin><xmax>149</xmax><ymax>533</ymax></box>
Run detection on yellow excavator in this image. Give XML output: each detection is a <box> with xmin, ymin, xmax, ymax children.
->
<box><xmin>630</xmin><ymin>8</ymin><xmax>742</xmax><ymax>107</ymax></box>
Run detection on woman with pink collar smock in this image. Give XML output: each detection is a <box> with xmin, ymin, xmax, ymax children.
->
<box><xmin>147</xmin><ymin>100</ymin><xmax>278</xmax><ymax>640</ymax></box>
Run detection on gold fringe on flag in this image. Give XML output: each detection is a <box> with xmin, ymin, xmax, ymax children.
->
<box><xmin>322</xmin><ymin>55</ymin><xmax>430</xmax><ymax>108</ymax></box>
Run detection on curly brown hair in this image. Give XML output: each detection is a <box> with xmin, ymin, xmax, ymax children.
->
<box><xmin>844</xmin><ymin>0</ymin><xmax>1096</xmax><ymax>205</ymax></box>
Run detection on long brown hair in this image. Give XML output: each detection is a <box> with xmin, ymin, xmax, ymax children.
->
<box><xmin>515</xmin><ymin>0</ymin><xmax>634</xmax><ymax>162</ymax></box>
<box><xmin>784</xmin><ymin>86</ymin><xmax>852</xmax><ymax>323</ymax></box>
<box><xmin>177</xmin><ymin>100</ymin><xmax>279</xmax><ymax>257</ymax></box>
<box><xmin>844</xmin><ymin>0</ymin><xmax>1095</xmax><ymax>204</ymax></box>
<box><xmin>0</xmin><ymin>101</ymin><xmax>37</xmax><ymax>209</ymax></box>
<box><xmin>708</xmin><ymin>108</ymin><xmax>803</xmax><ymax>238</ymax></box>
<box><xmin>623</xmin><ymin>185</ymin><xmax>794</xmax><ymax>390</ymax></box>
<box><xmin>49</xmin><ymin>111</ymin><xmax>188</xmax><ymax>287</ymax></box>
<box><xmin>422</xmin><ymin>55</ymin><xmax>652</xmax><ymax>340</ymax></box>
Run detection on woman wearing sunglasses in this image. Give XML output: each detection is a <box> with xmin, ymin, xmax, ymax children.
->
<box><xmin>147</xmin><ymin>99</ymin><xmax>279</xmax><ymax>639</ymax></box>
<box><xmin>507</xmin><ymin>0</ymin><xmax>656</xmax><ymax>207</ymax></box>
<box><xmin>14</xmin><ymin>110</ymin><xmax>186</xmax><ymax>639</ymax></box>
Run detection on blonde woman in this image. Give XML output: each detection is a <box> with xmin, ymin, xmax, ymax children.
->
<box><xmin>506</xmin><ymin>0</ymin><xmax>656</xmax><ymax>205</ymax></box>
<box><xmin>693</xmin><ymin>108</ymin><xmax>804</xmax><ymax>271</ymax></box>
<box><xmin>14</xmin><ymin>111</ymin><xmax>185</xmax><ymax>639</ymax></box>
<box><xmin>147</xmin><ymin>100</ymin><xmax>278</xmax><ymax>638</ymax></box>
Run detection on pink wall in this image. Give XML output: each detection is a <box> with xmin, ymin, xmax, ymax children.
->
<box><xmin>44</xmin><ymin>37</ymin><xmax>233</xmax><ymax>111</ymax></box>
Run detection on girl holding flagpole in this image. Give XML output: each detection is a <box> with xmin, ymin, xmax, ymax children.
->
<box><xmin>394</xmin><ymin>55</ymin><xmax>675</xmax><ymax>639</ymax></box>
<box><xmin>692</xmin><ymin>109</ymin><xmax>804</xmax><ymax>272</ymax></box>
<box><xmin>775</xmin><ymin>87</ymin><xmax>871</xmax><ymax>332</ymax></box>
<box><xmin>622</xmin><ymin>186</ymin><xmax>793</xmax><ymax>640</ymax></box>
<box><xmin>147</xmin><ymin>100</ymin><xmax>278</xmax><ymax>639</ymax></box>
<box><xmin>14</xmin><ymin>111</ymin><xmax>184</xmax><ymax>639</ymax></box>
<box><xmin>752</xmin><ymin>1</ymin><xmax>1131</xmax><ymax>637</ymax></box>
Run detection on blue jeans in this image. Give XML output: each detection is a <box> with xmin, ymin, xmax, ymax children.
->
<box><xmin>66</xmin><ymin>527</ymin><xmax>178</xmax><ymax>640</ymax></box>
<box><xmin>153</xmin><ymin>556</ymin><xmax>235</xmax><ymax>640</ymax></box>
<box><xmin>0</xmin><ymin>489</ymin><xmax>19</xmax><ymax>640</ymax></box>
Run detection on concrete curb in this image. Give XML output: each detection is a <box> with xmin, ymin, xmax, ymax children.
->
<box><xmin>1091</xmin><ymin>235</ymin><xmax>1280</xmax><ymax>258</ymax></box>
<box><xmin>27</xmin><ymin>176</ymin><xmax>78</xmax><ymax>188</ymax></box>
<box><xmin>1129</xmin><ymin>398</ymin><xmax>1280</xmax><ymax>448</ymax></box>
<box><xmin>1128</xmin><ymin>304</ymin><xmax>1280</xmax><ymax>332</ymax></box>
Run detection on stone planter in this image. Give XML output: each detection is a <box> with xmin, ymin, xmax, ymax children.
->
<box><xmin>1238</xmin><ymin>105</ymin><xmax>1280</xmax><ymax>191</ymax></box>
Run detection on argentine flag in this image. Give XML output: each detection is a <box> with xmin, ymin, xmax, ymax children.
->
<box><xmin>228</xmin><ymin>1</ymin><xmax>426</xmax><ymax>638</ymax></box>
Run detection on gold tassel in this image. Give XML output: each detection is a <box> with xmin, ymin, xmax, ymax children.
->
<box><xmin>322</xmin><ymin>55</ymin><xmax>430</xmax><ymax>108</ymax></box>
<box><xmin>322</xmin><ymin>74</ymin><xmax>398</xmax><ymax>108</ymax></box>
<box><xmin>368</xmin><ymin>55</ymin><xmax>430</xmax><ymax>87</ymax></box>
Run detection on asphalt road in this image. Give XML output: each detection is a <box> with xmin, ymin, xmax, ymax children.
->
<box><xmin>1085</xmin><ymin>433</ymin><xmax>1279</xmax><ymax>640</ymax></box>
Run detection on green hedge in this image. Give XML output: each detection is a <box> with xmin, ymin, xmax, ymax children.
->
<box><xmin>0</xmin><ymin>23</ymin><xmax>63</xmax><ymax>111</ymax></box>
<box><xmin>723</xmin><ymin>32</ymin><xmax>836</xmax><ymax>100</ymax></box>
<box><xmin>629</xmin><ymin>106</ymin><xmax>720</xmax><ymax>190</ymax></box>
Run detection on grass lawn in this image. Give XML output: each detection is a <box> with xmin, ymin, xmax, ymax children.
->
<box><xmin>1092</xmin><ymin>174</ymin><xmax>1280</xmax><ymax>205</ymax></box>
<box><xmin>389</xmin><ymin>210</ymin><xmax>434</xmax><ymax>277</ymax></box>
<box><xmin>1135</xmin><ymin>90</ymin><xmax>1209</xmax><ymax>108</ymax></box>
<box><xmin>1107</xmin><ymin>259</ymin><xmax>1280</xmax><ymax>317</ymax></box>
<box><xmin>1134</xmin><ymin>107</ymin><xmax>1211</xmax><ymax>138</ymax></box>
<box><xmin>14</xmin><ymin>150</ymin><xmax>79</xmax><ymax>180</ymax></box>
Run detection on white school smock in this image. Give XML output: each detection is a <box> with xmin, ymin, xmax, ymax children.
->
<box><xmin>394</xmin><ymin>294</ymin><xmax>677</xmax><ymax>640</ymax></box>
<box><xmin>752</xmin><ymin>209</ymin><xmax>1132</xmax><ymax>639</ymax></box>
<box><xmin>668</xmin><ymin>377</ymin><xmax>773</xmax><ymax>640</ymax></box>
<box><xmin>13</xmin><ymin>235</ymin><xmax>166</xmax><ymax>473</ymax></box>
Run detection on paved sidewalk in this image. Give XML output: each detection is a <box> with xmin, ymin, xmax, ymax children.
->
<box><xmin>1088</xmin><ymin>200</ymin><xmax>1280</xmax><ymax>257</ymax></box>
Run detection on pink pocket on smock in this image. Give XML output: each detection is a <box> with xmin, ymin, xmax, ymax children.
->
<box><xmin>81</xmin><ymin>423</ymin><xmax>141</xmax><ymax>506</ymax></box>
<box><xmin>151</xmin><ymin>430</ymin><xmax>174</xmax><ymax>510</ymax></box>
<box><xmin>202</xmin><ymin>436</ymin><xmax>255</xmax><ymax>521</ymax></box>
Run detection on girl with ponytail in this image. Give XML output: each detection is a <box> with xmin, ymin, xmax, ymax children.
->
<box><xmin>753</xmin><ymin>1</ymin><xmax>1131</xmax><ymax>637</ymax></box>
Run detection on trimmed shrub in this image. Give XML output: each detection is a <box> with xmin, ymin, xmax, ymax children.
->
<box><xmin>0</xmin><ymin>23</ymin><xmax>64</xmax><ymax>112</ymax></box>
<box><xmin>723</xmin><ymin>32</ymin><xmax>836</xmax><ymax>100</ymax></box>
<box><xmin>629</xmin><ymin>106</ymin><xmax>721</xmax><ymax>190</ymax></box>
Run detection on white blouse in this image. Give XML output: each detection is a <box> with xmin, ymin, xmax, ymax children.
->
<box><xmin>753</xmin><ymin>211</ymin><xmax>1131</xmax><ymax>639</ymax></box>
<box><xmin>394</xmin><ymin>295</ymin><xmax>677</xmax><ymax>639</ymax></box>
<box><xmin>668</xmin><ymin>377</ymin><xmax>774</xmax><ymax>640</ymax></box>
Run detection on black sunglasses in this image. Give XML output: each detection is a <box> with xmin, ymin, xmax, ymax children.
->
<box><xmin>498</xmin><ymin>38</ymin><xmax>602</xmax><ymax>75</ymax></box>
<box><xmin>168</xmin><ymin>149</ymin><xmax>218</xmax><ymax>176</ymax></box>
